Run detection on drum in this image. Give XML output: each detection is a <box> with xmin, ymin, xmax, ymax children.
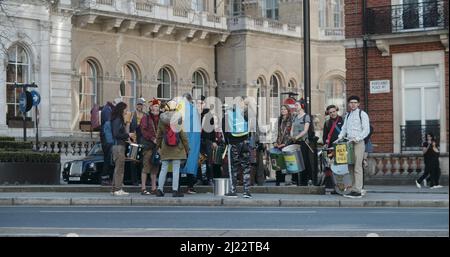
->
<box><xmin>269</xmin><ymin>148</ymin><xmax>286</xmax><ymax>171</ymax></box>
<box><xmin>331</xmin><ymin>164</ymin><xmax>352</xmax><ymax>195</ymax></box>
<box><xmin>334</xmin><ymin>142</ymin><xmax>355</xmax><ymax>165</ymax></box>
<box><xmin>281</xmin><ymin>144</ymin><xmax>305</xmax><ymax>174</ymax></box>
<box><xmin>125</xmin><ymin>143</ymin><xmax>144</xmax><ymax>162</ymax></box>
<box><xmin>212</xmin><ymin>145</ymin><xmax>226</xmax><ymax>165</ymax></box>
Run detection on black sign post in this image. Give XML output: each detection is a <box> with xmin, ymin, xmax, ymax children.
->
<box><xmin>14</xmin><ymin>82</ymin><xmax>38</xmax><ymax>142</ymax></box>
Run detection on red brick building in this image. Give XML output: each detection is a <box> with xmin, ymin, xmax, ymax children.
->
<box><xmin>344</xmin><ymin>0</ymin><xmax>448</xmax><ymax>155</ymax></box>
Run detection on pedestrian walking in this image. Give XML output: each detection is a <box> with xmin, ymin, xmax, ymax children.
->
<box><xmin>336</xmin><ymin>96</ymin><xmax>371</xmax><ymax>198</ymax></box>
<box><xmin>156</xmin><ymin>100</ymin><xmax>190</xmax><ymax>197</ymax></box>
<box><xmin>416</xmin><ymin>132</ymin><xmax>442</xmax><ymax>189</ymax></box>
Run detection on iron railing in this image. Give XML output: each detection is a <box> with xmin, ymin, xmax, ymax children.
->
<box><xmin>366</xmin><ymin>0</ymin><xmax>448</xmax><ymax>34</ymax></box>
<box><xmin>400</xmin><ymin>124</ymin><xmax>440</xmax><ymax>152</ymax></box>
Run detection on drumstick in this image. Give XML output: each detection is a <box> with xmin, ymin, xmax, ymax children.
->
<box><xmin>304</xmin><ymin>141</ymin><xmax>314</xmax><ymax>153</ymax></box>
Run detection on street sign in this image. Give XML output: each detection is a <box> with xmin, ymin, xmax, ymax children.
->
<box><xmin>31</xmin><ymin>90</ymin><xmax>41</xmax><ymax>106</ymax></box>
<box><xmin>370</xmin><ymin>80</ymin><xmax>390</xmax><ymax>94</ymax></box>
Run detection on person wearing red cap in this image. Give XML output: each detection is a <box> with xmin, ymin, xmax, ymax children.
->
<box><xmin>139</xmin><ymin>98</ymin><xmax>161</xmax><ymax>195</ymax></box>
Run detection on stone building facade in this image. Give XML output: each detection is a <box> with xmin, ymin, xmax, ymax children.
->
<box><xmin>0</xmin><ymin>0</ymin><xmax>346</xmax><ymax>142</ymax></box>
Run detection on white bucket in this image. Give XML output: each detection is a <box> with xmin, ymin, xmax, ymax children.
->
<box><xmin>214</xmin><ymin>178</ymin><xmax>230</xmax><ymax>196</ymax></box>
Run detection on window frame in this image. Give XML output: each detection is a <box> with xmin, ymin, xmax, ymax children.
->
<box><xmin>157</xmin><ymin>67</ymin><xmax>172</xmax><ymax>100</ymax></box>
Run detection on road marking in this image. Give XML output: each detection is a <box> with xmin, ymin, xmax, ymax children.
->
<box><xmin>39</xmin><ymin>210</ymin><xmax>317</xmax><ymax>214</ymax></box>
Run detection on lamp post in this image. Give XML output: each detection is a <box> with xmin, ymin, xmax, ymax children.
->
<box><xmin>303</xmin><ymin>0</ymin><xmax>311</xmax><ymax>115</ymax></box>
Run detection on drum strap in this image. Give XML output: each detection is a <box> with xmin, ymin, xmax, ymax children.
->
<box><xmin>326</xmin><ymin>118</ymin><xmax>340</xmax><ymax>145</ymax></box>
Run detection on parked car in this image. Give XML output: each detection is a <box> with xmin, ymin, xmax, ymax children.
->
<box><xmin>62</xmin><ymin>143</ymin><xmax>187</xmax><ymax>185</ymax></box>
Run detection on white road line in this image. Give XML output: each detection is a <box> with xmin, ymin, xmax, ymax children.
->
<box><xmin>38</xmin><ymin>210</ymin><xmax>317</xmax><ymax>214</ymax></box>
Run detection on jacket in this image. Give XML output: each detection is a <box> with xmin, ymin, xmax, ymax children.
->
<box><xmin>322</xmin><ymin>116</ymin><xmax>344</xmax><ymax>145</ymax></box>
<box><xmin>141</xmin><ymin>113</ymin><xmax>159</xmax><ymax>144</ymax></box>
<box><xmin>156</xmin><ymin>111</ymin><xmax>190</xmax><ymax>161</ymax></box>
<box><xmin>111</xmin><ymin>117</ymin><xmax>129</xmax><ymax>146</ymax></box>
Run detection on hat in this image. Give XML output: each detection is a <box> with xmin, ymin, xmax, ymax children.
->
<box><xmin>113</xmin><ymin>97</ymin><xmax>123</xmax><ymax>105</ymax></box>
<box><xmin>166</xmin><ymin>100</ymin><xmax>178</xmax><ymax>111</ymax></box>
<box><xmin>136</xmin><ymin>98</ymin><xmax>146</xmax><ymax>105</ymax></box>
<box><xmin>149</xmin><ymin>98</ymin><xmax>161</xmax><ymax>106</ymax></box>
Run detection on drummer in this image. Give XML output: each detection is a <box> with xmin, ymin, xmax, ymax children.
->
<box><xmin>322</xmin><ymin>105</ymin><xmax>344</xmax><ymax>149</ymax></box>
<box><xmin>274</xmin><ymin>105</ymin><xmax>293</xmax><ymax>186</ymax></box>
<box><xmin>290</xmin><ymin>99</ymin><xmax>314</xmax><ymax>186</ymax></box>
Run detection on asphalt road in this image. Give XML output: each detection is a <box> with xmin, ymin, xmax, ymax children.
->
<box><xmin>0</xmin><ymin>206</ymin><xmax>447</xmax><ymax>237</ymax></box>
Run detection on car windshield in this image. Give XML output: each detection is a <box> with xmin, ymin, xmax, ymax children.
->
<box><xmin>88</xmin><ymin>144</ymin><xmax>104</xmax><ymax>156</ymax></box>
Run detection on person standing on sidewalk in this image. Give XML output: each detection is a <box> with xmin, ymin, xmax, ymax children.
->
<box><xmin>274</xmin><ymin>105</ymin><xmax>292</xmax><ymax>186</ymax></box>
<box><xmin>223</xmin><ymin>97</ymin><xmax>252</xmax><ymax>198</ymax></box>
<box><xmin>129</xmin><ymin>98</ymin><xmax>147</xmax><ymax>185</ymax></box>
<box><xmin>156</xmin><ymin>100</ymin><xmax>190</xmax><ymax>197</ymax></box>
<box><xmin>140</xmin><ymin>98</ymin><xmax>161</xmax><ymax>195</ymax></box>
<box><xmin>111</xmin><ymin>102</ymin><xmax>133</xmax><ymax>196</ymax></box>
<box><xmin>416</xmin><ymin>132</ymin><xmax>442</xmax><ymax>189</ymax></box>
<box><xmin>336</xmin><ymin>96</ymin><xmax>370</xmax><ymax>198</ymax></box>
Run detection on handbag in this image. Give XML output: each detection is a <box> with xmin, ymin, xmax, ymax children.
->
<box><xmin>151</xmin><ymin>150</ymin><xmax>161</xmax><ymax>166</ymax></box>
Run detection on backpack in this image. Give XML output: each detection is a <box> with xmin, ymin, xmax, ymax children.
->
<box><xmin>164</xmin><ymin>125</ymin><xmax>180</xmax><ymax>146</ymax></box>
<box><xmin>90</xmin><ymin>104</ymin><xmax>101</xmax><ymax>131</ymax></box>
<box><xmin>102</xmin><ymin>120</ymin><xmax>115</xmax><ymax>145</ymax></box>
<box><xmin>302</xmin><ymin>114</ymin><xmax>316</xmax><ymax>141</ymax></box>
<box><xmin>227</xmin><ymin>107</ymin><xmax>248</xmax><ymax>137</ymax></box>
<box><xmin>346</xmin><ymin>109</ymin><xmax>374</xmax><ymax>144</ymax></box>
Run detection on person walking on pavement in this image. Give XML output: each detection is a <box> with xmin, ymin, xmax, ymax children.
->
<box><xmin>111</xmin><ymin>102</ymin><xmax>134</xmax><ymax>196</ymax></box>
<box><xmin>336</xmin><ymin>96</ymin><xmax>370</xmax><ymax>198</ymax></box>
<box><xmin>140</xmin><ymin>98</ymin><xmax>161</xmax><ymax>195</ymax></box>
<box><xmin>416</xmin><ymin>132</ymin><xmax>443</xmax><ymax>189</ymax></box>
<box><xmin>156</xmin><ymin>100</ymin><xmax>190</xmax><ymax>197</ymax></box>
<box><xmin>223</xmin><ymin>97</ymin><xmax>253</xmax><ymax>198</ymax></box>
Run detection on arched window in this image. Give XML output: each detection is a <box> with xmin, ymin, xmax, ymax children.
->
<box><xmin>324</xmin><ymin>77</ymin><xmax>346</xmax><ymax>116</ymax></box>
<box><xmin>192</xmin><ymin>70</ymin><xmax>206</xmax><ymax>100</ymax></box>
<box><xmin>79</xmin><ymin>59</ymin><xmax>99</xmax><ymax>122</ymax></box>
<box><xmin>270</xmin><ymin>74</ymin><xmax>281</xmax><ymax>121</ymax></box>
<box><xmin>157</xmin><ymin>67</ymin><xmax>172</xmax><ymax>100</ymax></box>
<box><xmin>121</xmin><ymin>63</ymin><xmax>138</xmax><ymax>111</ymax></box>
<box><xmin>6</xmin><ymin>44</ymin><xmax>32</xmax><ymax>122</ymax></box>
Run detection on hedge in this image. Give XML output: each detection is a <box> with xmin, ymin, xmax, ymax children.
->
<box><xmin>0</xmin><ymin>141</ymin><xmax>33</xmax><ymax>151</ymax></box>
<box><xmin>0</xmin><ymin>151</ymin><xmax>60</xmax><ymax>163</ymax></box>
<box><xmin>0</xmin><ymin>137</ymin><xmax>15</xmax><ymax>142</ymax></box>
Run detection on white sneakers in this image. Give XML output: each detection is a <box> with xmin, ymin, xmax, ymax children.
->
<box><xmin>415</xmin><ymin>180</ymin><xmax>422</xmax><ymax>189</ymax></box>
<box><xmin>431</xmin><ymin>185</ymin><xmax>443</xmax><ymax>189</ymax></box>
<box><xmin>112</xmin><ymin>189</ymin><xmax>129</xmax><ymax>196</ymax></box>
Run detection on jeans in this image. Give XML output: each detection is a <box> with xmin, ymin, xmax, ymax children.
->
<box><xmin>158</xmin><ymin>160</ymin><xmax>181</xmax><ymax>192</ymax></box>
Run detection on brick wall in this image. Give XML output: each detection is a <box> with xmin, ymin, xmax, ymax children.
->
<box><xmin>344</xmin><ymin>0</ymin><xmax>449</xmax><ymax>153</ymax></box>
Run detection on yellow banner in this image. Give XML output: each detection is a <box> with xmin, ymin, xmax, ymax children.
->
<box><xmin>335</xmin><ymin>144</ymin><xmax>348</xmax><ymax>164</ymax></box>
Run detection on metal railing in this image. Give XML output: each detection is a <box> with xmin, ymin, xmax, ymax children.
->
<box><xmin>400</xmin><ymin>124</ymin><xmax>440</xmax><ymax>152</ymax></box>
<box><xmin>366</xmin><ymin>0</ymin><xmax>448</xmax><ymax>34</ymax></box>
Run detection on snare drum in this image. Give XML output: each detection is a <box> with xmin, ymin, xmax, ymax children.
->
<box><xmin>125</xmin><ymin>143</ymin><xmax>144</xmax><ymax>162</ymax></box>
<box><xmin>269</xmin><ymin>148</ymin><xmax>286</xmax><ymax>171</ymax></box>
<box><xmin>334</xmin><ymin>142</ymin><xmax>355</xmax><ymax>165</ymax></box>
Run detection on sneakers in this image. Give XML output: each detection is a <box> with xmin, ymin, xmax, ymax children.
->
<box><xmin>243</xmin><ymin>192</ymin><xmax>252</xmax><ymax>199</ymax></box>
<box><xmin>112</xmin><ymin>189</ymin><xmax>129</xmax><ymax>196</ymax></box>
<box><xmin>186</xmin><ymin>188</ymin><xmax>197</xmax><ymax>194</ymax></box>
<box><xmin>361</xmin><ymin>189</ymin><xmax>367</xmax><ymax>196</ymax></box>
<box><xmin>343</xmin><ymin>191</ymin><xmax>362</xmax><ymax>198</ymax></box>
<box><xmin>431</xmin><ymin>185</ymin><xmax>443</xmax><ymax>189</ymax></box>
<box><xmin>156</xmin><ymin>189</ymin><xmax>164</xmax><ymax>197</ymax></box>
<box><xmin>224</xmin><ymin>192</ymin><xmax>238</xmax><ymax>198</ymax></box>
<box><xmin>415</xmin><ymin>180</ymin><xmax>422</xmax><ymax>189</ymax></box>
<box><xmin>172</xmin><ymin>190</ymin><xmax>184</xmax><ymax>197</ymax></box>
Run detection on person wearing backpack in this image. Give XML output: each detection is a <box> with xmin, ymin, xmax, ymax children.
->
<box><xmin>110</xmin><ymin>102</ymin><xmax>134</xmax><ymax>196</ymax></box>
<box><xmin>336</xmin><ymin>96</ymin><xmax>371</xmax><ymax>198</ymax></box>
<box><xmin>99</xmin><ymin>98</ymin><xmax>121</xmax><ymax>186</ymax></box>
<box><xmin>139</xmin><ymin>98</ymin><xmax>161</xmax><ymax>195</ymax></box>
<box><xmin>155</xmin><ymin>100</ymin><xmax>190</xmax><ymax>197</ymax></box>
<box><xmin>290</xmin><ymin>99</ymin><xmax>315</xmax><ymax>186</ymax></box>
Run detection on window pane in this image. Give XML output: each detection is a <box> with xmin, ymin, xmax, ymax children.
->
<box><xmin>7</xmin><ymin>104</ymin><xmax>16</xmax><ymax>118</ymax></box>
<box><xmin>6</xmin><ymin>64</ymin><xmax>16</xmax><ymax>83</ymax></box>
<box><xmin>6</xmin><ymin>85</ymin><xmax>15</xmax><ymax>103</ymax></box>
<box><xmin>424</xmin><ymin>87</ymin><xmax>439</xmax><ymax>121</ymax></box>
<box><xmin>404</xmin><ymin>67</ymin><xmax>438</xmax><ymax>84</ymax></box>
<box><xmin>404</xmin><ymin>88</ymin><xmax>421</xmax><ymax>121</ymax></box>
<box><xmin>17</xmin><ymin>46</ymin><xmax>29</xmax><ymax>64</ymax></box>
<box><xmin>164</xmin><ymin>84</ymin><xmax>170</xmax><ymax>99</ymax></box>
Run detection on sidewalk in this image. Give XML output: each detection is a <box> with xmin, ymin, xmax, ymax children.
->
<box><xmin>0</xmin><ymin>185</ymin><xmax>447</xmax><ymax>208</ymax></box>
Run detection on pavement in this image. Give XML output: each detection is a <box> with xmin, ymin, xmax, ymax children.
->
<box><xmin>0</xmin><ymin>184</ymin><xmax>447</xmax><ymax>208</ymax></box>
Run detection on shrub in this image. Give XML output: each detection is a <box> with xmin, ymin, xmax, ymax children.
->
<box><xmin>0</xmin><ymin>151</ymin><xmax>60</xmax><ymax>163</ymax></box>
<box><xmin>0</xmin><ymin>137</ymin><xmax>15</xmax><ymax>142</ymax></box>
<box><xmin>0</xmin><ymin>141</ymin><xmax>33</xmax><ymax>151</ymax></box>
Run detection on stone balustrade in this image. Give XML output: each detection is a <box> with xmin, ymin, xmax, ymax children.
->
<box><xmin>228</xmin><ymin>16</ymin><xmax>302</xmax><ymax>38</ymax></box>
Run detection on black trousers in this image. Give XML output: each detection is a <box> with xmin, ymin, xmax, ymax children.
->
<box><xmin>418</xmin><ymin>159</ymin><xmax>440</xmax><ymax>187</ymax></box>
<box><xmin>291</xmin><ymin>140</ymin><xmax>315</xmax><ymax>186</ymax></box>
